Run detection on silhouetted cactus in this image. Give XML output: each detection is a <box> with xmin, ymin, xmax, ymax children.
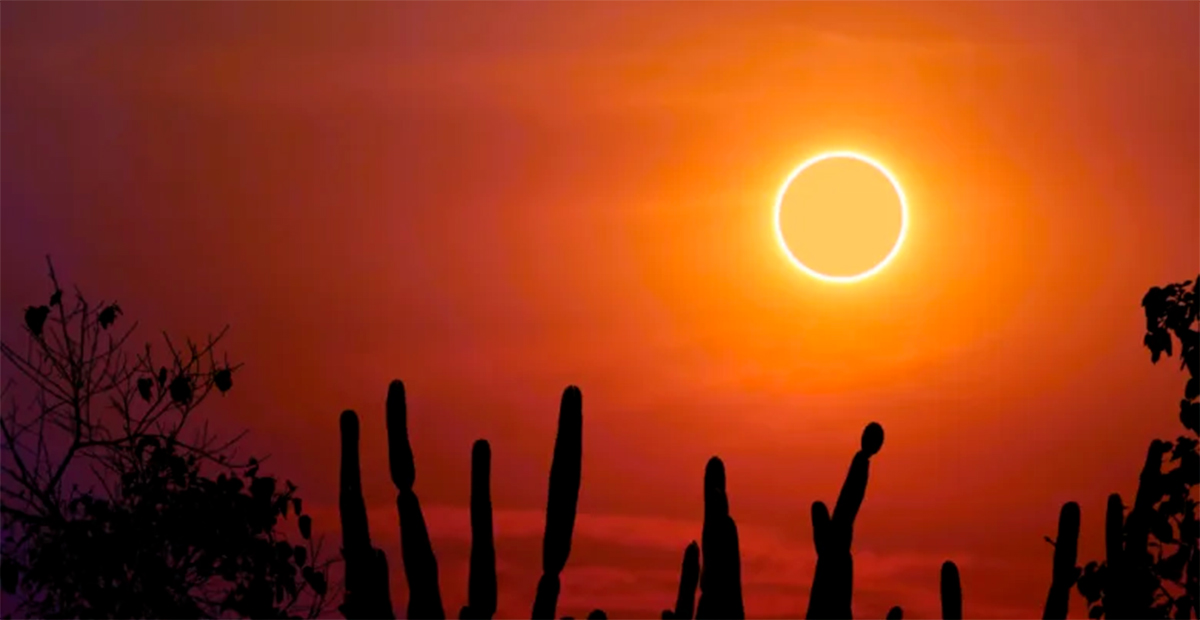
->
<box><xmin>885</xmin><ymin>606</ymin><xmax>902</xmax><ymax>619</ymax></box>
<box><xmin>387</xmin><ymin>380</ymin><xmax>447</xmax><ymax>619</ymax></box>
<box><xmin>338</xmin><ymin>410</ymin><xmax>396</xmax><ymax>619</ymax></box>
<box><xmin>662</xmin><ymin>542</ymin><xmax>700</xmax><ymax>619</ymax></box>
<box><xmin>695</xmin><ymin>457</ymin><xmax>745</xmax><ymax>620</ymax></box>
<box><xmin>940</xmin><ymin>561</ymin><xmax>962</xmax><ymax>620</ymax></box>
<box><xmin>1077</xmin><ymin>441</ymin><xmax>1175</xmax><ymax>620</ymax></box>
<box><xmin>1042</xmin><ymin>502</ymin><xmax>1080</xmax><ymax>620</ymax></box>
<box><xmin>460</xmin><ymin>440</ymin><xmax>498</xmax><ymax>620</ymax></box>
<box><xmin>805</xmin><ymin>422</ymin><xmax>884</xmax><ymax>620</ymax></box>
<box><xmin>532</xmin><ymin>386</ymin><xmax>584</xmax><ymax>620</ymax></box>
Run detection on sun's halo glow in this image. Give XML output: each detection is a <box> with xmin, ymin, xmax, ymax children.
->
<box><xmin>773</xmin><ymin>151</ymin><xmax>909</xmax><ymax>284</ymax></box>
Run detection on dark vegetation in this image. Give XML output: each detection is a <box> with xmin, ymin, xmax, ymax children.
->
<box><xmin>1</xmin><ymin>264</ymin><xmax>1196</xmax><ymax>619</ymax></box>
<box><xmin>0</xmin><ymin>261</ymin><xmax>334</xmax><ymax>618</ymax></box>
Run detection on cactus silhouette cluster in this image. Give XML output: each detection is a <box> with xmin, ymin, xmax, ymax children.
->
<box><xmin>337</xmin><ymin>381</ymin><xmax>588</xmax><ymax>620</ymax></box>
<box><xmin>332</xmin><ymin>395</ymin><xmax>1120</xmax><ymax>620</ymax></box>
<box><xmin>325</xmin><ymin>275</ymin><xmax>1195</xmax><ymax>620</ymax></box>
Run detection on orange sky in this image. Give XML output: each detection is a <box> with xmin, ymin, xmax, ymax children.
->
<box><xmin>2</xmin><ymin>3</ymin><xmax>1198</xmax><ymax>618</ymax></box>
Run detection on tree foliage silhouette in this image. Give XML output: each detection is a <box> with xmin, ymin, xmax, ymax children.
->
<box><xmin>1075</xmin><ymin>275</ymin><xmax>1199</xmax><ymax>620</ymax></box>
<box><xmin>0</xmin><ymin>260</ymin><xmax>333</xmax><ymax>619</ymax></box>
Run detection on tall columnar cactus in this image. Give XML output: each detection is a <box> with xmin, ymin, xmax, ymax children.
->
<box><xmin>940</xmin><ymin>561</ymin><xmax>962</xmax><ymax>620</ymax></box>
<box><xmin>662</xmin><ymin>542</ymin><xmax>701</xmax><ymax>619</ymax></box>
<box><xmin>338</xmin><ymin>410</ymin><xmax>396</xmax><ymax>619</ymax></box>
<box><xmin>532</xmin><ymin>386</ymin><xmax>584</xmax><ymax>620</ymax></box>
<box><xmin>387</xmin><ymin>380</ymin><xmax>447</xmax><ymax>620</ymax></box>
<box><xmin>696</xmin><ymin>457</ymin><xmax>745</xmax><ymax>620</ymax></box>
<box><xmin>1042</xmin><ymin>502</ymin><xmax>1080</xmax><ymax>620</ymax></box>
<box><xmin>1076</xmin><ymin>440</ymin><xmax>1175</xmax><ymax>619</ymax></box>
<box><xmin>805</xmin><ymin>422</ymin><xmax>885</xmax><ymax>620</ymax></box>
<box><xmin>460</xmin><ymin>440</ymin><xmax>498</xmax><ymax>620</ymax></box>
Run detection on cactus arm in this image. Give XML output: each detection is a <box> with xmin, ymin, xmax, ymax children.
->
<box><xmin>338</xmin><ymin>410</ymin><xmax>396</xmax><ymax>619</ymax></box>
<box><xmin>466</xmin><ymin>440</ymin><xmax>498</xmax><ymax>620</ymax></box>
<box><xmin>532</xmin><ymin>386</ymin><xmax>583</xmax><ymax>620</ymax></box>
<box><xmin>386</xmin><ymin>380</ymin><xmax>445</xmax><ymax>619</ymax></box>
<box><xmin>1042</xmin><ymin>502</ymin><xmax>1080</xmax><ymax>620</ymax></box>
<box><xmin>672</xmin><ymin>541</ymin><xmax>700</xmax><ymax>620</ymax></box>
<box><xmin>387</xmin><ymin>380</ymin><xmax>416</xmax><ymax>493</ymax></box>
<box><xmin>940</xmin><ymin>561</ymin><xmax>962</xmax><ymax>620</ymax></box>
<box><xmin>697</xmin><ymin>458</ymin><xmax>731</xmax><ymax>620</ymax></box>
<box><xmin>398</xmin><ymin>490</ymin><xmax>446</xmax><ymax>619</ymax></box>
<box><xmin>806</xmin><ymin>423</ymin><xmax>883</xmax><ymax>620</ymax></box>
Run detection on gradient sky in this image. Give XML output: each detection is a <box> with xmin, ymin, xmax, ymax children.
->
<box><xmin>3</xmin><ymin>2</ymin><xmax>1198</xmax><ymax>618</ymax></box>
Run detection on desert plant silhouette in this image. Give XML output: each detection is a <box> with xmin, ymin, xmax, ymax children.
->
<box><xmin>336</xmin><ymin>381</ymin><xmax>590</xmax><ymax>620</ymax></box>
<box><xmin>869</xmin><ymin>501</ymin><xmax>1081</xmax><ymax>620</ymax></box>
<box><xmin>695</xmin><ymin>457</ymin><xmax>745</xmax><ymax>620</ymax></box>
<box><xmin>6</xmin><ymin>262</ymin><xmax>1194</xmax><ymax>620</ymax></box>
<box><xmin>805</xmin><ymin>422</ymin><xmax>884</xmax><ymax>620</ymax></box>
<box><xmin>1075</xmin><ymin>275</ymin><xmax>1198</xmax><ymax>619</ymax></box>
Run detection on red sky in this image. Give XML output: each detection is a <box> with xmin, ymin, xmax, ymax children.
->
<box><xmin>2</xmin><ymin>3</ymin><xmax>1197</xmax><ymax>618</ymax></box>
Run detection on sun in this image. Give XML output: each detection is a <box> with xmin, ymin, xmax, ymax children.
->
<box><xmin>773</xmin><ymin>151</ymin><xmax>909</xmax><ymax>284</ymax></box>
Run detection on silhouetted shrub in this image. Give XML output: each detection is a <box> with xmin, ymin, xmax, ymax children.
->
<box><xmin>0</xmin><ymin>260</ymin><xmax>332</xmax><ymax>619</ymax></box>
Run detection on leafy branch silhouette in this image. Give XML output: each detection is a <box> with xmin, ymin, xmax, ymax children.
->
<box><xmin>0</xmin><ymin>258</ymin><xmax>333</xmax><ymax>619</ymax></box>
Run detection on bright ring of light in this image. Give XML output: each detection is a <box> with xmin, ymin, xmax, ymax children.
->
<box><xmin>773</xmin><ymin>151</ymin><xmax>909</xmax><ymax>284</ymax></box>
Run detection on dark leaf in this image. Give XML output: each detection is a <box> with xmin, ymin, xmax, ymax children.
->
<box><xmin>214</xmin><ymin>368</ymin><xmax>233</xmax><ymax>394</ymax></box>
<box><xmin>98</xmin><ymin>303</ymin><xmax>122</xmax><ymax>329</ymax></box>
<box><xmin>1187</xmin><ymin>377</ymin><xmax>1199</xmax><ymax>401</ymax></box>
<box><xmin>292</xmin><ymin>498</ymin><xmax>302</xmax><ymax>516</ymax></box>
<box><xmin>49</xmin><ymin>290</ymin><xmax>62</xmax><ymax>306</ymax></box>
<box><xmin>24</xmin><ymin>305</ymin><xmax>50</xmax><ymax>338</ymax></box>
<box><xmin>1077</xmin><ymin>562</ymin><xmax>1105</xmax><ymax>603</ymax></box>
<box><xmin>137</xmin><ymin>377</ymin><xmax>154</xmax><ymax>402</ymax></box>
<box><xmin>298</xmin><ymin>515</ymin><xmax>312</xmax><ymax>540</ymax></box>
<box><xmin>157</xmin><ymin>366</ymin><xmax>168</xmax><ymax>385</ymax></box>
<box><xmin>168</xmin><ymin>373</ymin><xmax>194</xmax><ymax>406</ymax></box>
<box><xmin>293</xmin><ymin>546</ymin><xmax>307</xmax><ymax>568</ymax></box>
<box><xmin>1144</xmin><ymin>286</ymin><xmax>1168</xmax><ymax>317</ymax></box>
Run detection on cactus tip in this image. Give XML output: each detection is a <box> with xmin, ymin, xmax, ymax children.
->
<box><xmin>705</xmin><ymin>457</ymin><xmax>726</xmax><ymax>490</ymax></box>
<box><xmin>340</xmin><ymin>410</ymin><xmax>360</xmax><ymax>436</ymax></box>
<box><xmin>562</xmin><ymin>385</ymin><xmax>583</xmax><ymax>408</ymax></box>
<box><xmin>861</xmin><ymin>422</ymin><xmax>884</xmax><ymax>456</ymax></box>
<box><xmin>388</xmin><ymin>379</ymin><xmax>406</xmax><ymax>403</ymax></box>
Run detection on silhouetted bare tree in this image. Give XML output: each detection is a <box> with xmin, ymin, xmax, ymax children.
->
<box><xmin>0</xmin><ymin>260</ymin><xmax>333</xmax><ymax>619</ymax></box>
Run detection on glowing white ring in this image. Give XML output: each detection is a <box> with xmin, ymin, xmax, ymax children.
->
<box><xmin>773</xmin><ymin>151</ymin><xmax>909</xmax><ymax>284</ymax></box>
